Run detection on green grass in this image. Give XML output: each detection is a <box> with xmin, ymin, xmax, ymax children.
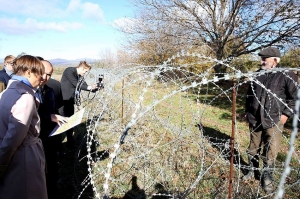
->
<box><xmin>55</xmin><ymin>75</ymin><xmax>300</xmax><ymax>199</ymax></box>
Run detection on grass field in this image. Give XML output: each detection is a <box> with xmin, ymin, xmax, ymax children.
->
<box><xmin>63</xmin><ymin>73</ymin><xmax>300</xmax><ymax>199</ymax></box>
<box><xmin>1</xmin><ymin>64</ymin><xmax>299</xmax><ymax>198</ymax></box>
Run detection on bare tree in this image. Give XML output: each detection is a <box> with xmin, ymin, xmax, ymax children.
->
<box><xmin>118</xmin><ymin>0</ymin><xmax>300</xmax><ymax>73</ymax></box>
<box><xmin>97</xmin><ymin>48</ymin><xmax>117</xmax><ymax>68</ymax></box>
<box><xmin>116</xmin><ymin>49</ymin><xmax>139</xmax><ymax>67</ymax></box>
<box><xmin>115</xmin><ymin>5</ymin><xmax>202</xmax><ymax>65</ymax></box>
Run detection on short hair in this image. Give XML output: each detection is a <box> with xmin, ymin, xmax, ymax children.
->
<box><xmin>77</xmin><ymin>61</ymin><xmax>91</xmax><ymax>70</ymax></box>
<box><xmin>4</xmin><ymin>55</ymin><xmax>15</xmax><ymax>64</ymax></box>
<box><xmin>12</xmin><ymin>55</ymin><xmax>44</xmax><ymax>76</ymax></box>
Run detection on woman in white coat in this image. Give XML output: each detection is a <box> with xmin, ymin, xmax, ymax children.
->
<box><xmin>0</xmin><ymin>55</ymin><xmax>47</xmax><ymax>199</ymax></box>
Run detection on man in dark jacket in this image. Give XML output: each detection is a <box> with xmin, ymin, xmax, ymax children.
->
<box><xmin>0</xmin><ymin>55</ymin><xmax>15</xmax><ymax>92</ymax></box>
<box><xmin>243</xmin><ymin>47</ymin><xmax>298</xmax><ymax>193</ymax></box>
<box><xmin>37</xmin><ymin>60</ymin><xmax>67</xmax><ymax>199</ymax></box>
<box><xmin>60</xmin><ymin>61</ymin><xmax>98</xmax><ymax>148</ymax></box>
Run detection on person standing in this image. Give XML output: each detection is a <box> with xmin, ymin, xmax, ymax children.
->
<box><xmin>243</xmin><ymin>47</ymin><xmax>298</xmax><ymax>193</ymax></box>
<box><xmin>36</xmin><ymin>56</ymin><xmax>65</xmax><ymax>154</ymax></box>
<box><xmin>37</xmin><ymin>60</ymin><xmax>67</xmax><ymax>199</ymax></box>
<box><xmin>0</xmin><ymin>55</ymin><xmax>47</xmax><ymax>199</ymax></box>
<box><xmin>0</xmin><ymin>55</ymin><xmax>15</xmax><ymax>92</ymax></box>
<box><xmin>60</xmin><ymin>61</ymin><xmax>98</xmax><ymax>148</ymax></box>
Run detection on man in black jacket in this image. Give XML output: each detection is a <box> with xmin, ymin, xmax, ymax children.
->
<box><xmin>37</xmin><ymin>60</ymin><xmax>67</xmax><ymax>199</ymax></box>
<box><xmin>243</xmin><ymin>47</ymin><xmax>298</xmax><ymax>193</ymax></box>
<box><xmin>0</xmin><ymin>55</ymin><xmax>15</xmax><ymax>92</ymax></box>
<box><xmin>60</xmin><ymin>61</ymin><xmax>98</xmax><ymax>148</ymax></box>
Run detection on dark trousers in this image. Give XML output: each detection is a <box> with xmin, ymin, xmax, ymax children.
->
<box><xmin>41</xmin><ymin>136</ymin><xmax>61</xmax><ymax>199</ymax></box>
<box><xmin>62</xmin><ymin>99</ymin><xmax>75</xmax><ymax>147</ymax></box>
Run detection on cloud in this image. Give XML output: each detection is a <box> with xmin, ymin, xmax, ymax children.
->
<box><xmin>66</xmin><ymin>0</ymin><xmax>81</xmax><ymax>12</ymax></box>
<box><xmin>0</xmin><ymin>0</ymin><xmax>105</xmax><ymax>36</ymax></box>
<box><xmin>0</xmin><ymin>0</ymin><xmax>66</xmax><ymax>18</ymax></box>
<box><xmin>82</xmin><ymin>2</ymin><xmax>104</xmax><ymax>22</ymax></box>
<box><xmin>67</xmin><ymin>0</ymin><xmax>104</xmax><ymax>22</ymax></box>
<box><xmin>0</xmin><ymin>17</ymin><xmax>83</xmax><ymax>35</ymax></box>
<box><xmin>0</xmin><ymin>0</ymin><xmax>105</xmax><ymax>22</ymax></box>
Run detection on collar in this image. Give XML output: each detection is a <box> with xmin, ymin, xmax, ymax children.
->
<box><xmin>11</xmin><ymin>75</ymin><xmax>33</xmax><ymax>88</ymax></box>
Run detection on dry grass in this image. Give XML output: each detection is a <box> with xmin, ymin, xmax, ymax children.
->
<box><xmin>75</xmin><ymin>78</ymin><xmax>300</xmax><ymax>199</ymax></box>
<box><xmin>40</xmin><ymin>68</ymin><xmax>299</xmax><ymax>199</ymax></box>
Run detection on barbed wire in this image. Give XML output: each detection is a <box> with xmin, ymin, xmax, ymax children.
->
<box><xmin>71</xmin><ymin>52</ymin><xmax>300</xmax><ymax>199</ymax></box>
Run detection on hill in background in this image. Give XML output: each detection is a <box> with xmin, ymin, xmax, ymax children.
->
<box><xmin>49</xmin><ymin>58</ymin><xmax>99</xmax><ymax>66</ymax></box>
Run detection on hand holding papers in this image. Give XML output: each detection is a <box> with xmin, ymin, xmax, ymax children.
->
<box><xmin>49</xmin><ymin>108</ymin><xmax>85</xmax><ymax>137</ymax></box>
<box><xmin>51</xmin><ymin>114</ymin><xmax>68</xmax><ymax>126</ymax></box>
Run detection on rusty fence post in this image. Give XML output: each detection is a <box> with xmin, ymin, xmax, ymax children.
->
<box><xmin>122</xmin><ymin>79</ymin><xmax>124</xmax><ymax>124</ymax></box>
<box><xmin>228</xmin><ymin>81</ymin><xmax>236</xmax><ymax>199</ymax></box>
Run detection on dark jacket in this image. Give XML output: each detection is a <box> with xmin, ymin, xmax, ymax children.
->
<box><xmin>0</xmin><ymin>69</ymin><xmax>11</xmax><ymax>88</ymax></box>
<box><xmin>37</xmin><ymin>84</ymin><xmax>57</xmax><ymax>138</ymax></box>
<box><xmin>0</xmin><ymin>80</ymin><xmax>47</xmax><ymax>199</ymax></box>
<box><xmin>46</xmin><ymin>78</ymin><xmax>63</xmax><ymax>112</ymax></box>
<box><xmin>60</xmin><ymin>67</ymin><xmax>89</xmax><ymax>101</ymax></box>
<box><xmin>245</xmin><ymin>65</ymin><xmax>298</xmax><ymax>129</ymax></box>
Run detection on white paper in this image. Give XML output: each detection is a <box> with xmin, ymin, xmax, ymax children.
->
<box><xmin>49</xmin><ymin>108</ymin><xmax>85</xmax><ymax>137</ymax></box>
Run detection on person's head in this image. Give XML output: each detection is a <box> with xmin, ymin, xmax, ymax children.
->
<box><xmin>40</xmin><ymin>60</ymin><xmax>53</xmax><ymax>86</ymax></box>
<box><xmin>76</xmin><ymin>61</ymin><xmax>91</xmax><ymax>76</ymax></box>
<box><xmin>258</xmin><ymin>47</ymin><xmax>281</xmax><ymax>70</ymax></box>
<box><xmin>4</xmin><ymin>55</ymin><xmax>15</xmax><ymax>72</ymax></box>
<box><xmin>12</xmin><ymin>55</ymin><xmax>44</xmax><ymax>88</ymax></box>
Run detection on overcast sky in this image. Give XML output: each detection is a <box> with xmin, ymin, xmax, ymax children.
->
<box><xmin>0</xmin><ymin>0</ymin><xmax>134</xmax><ymax>60</ymax></box>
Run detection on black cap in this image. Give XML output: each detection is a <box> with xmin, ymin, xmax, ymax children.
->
<box><xmin>258</xmin><ymin>47</ymin><xmax>281</xmax><ymax>58</ymax></box>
